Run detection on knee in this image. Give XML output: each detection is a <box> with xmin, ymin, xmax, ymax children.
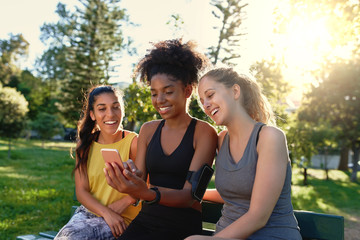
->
<box><xmin>54</xmin><ymin>227</ymin><xmax>78</xmax><ymax>240</ymax></box>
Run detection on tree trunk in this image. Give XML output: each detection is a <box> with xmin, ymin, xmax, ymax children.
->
<box><xmin>338</xmin><ymin>146</ymin><xmax>349</xmax><ymax>171</ymax></box>
<box><xmin>125</xmin><ymin>120</ymin><xmax>136</xmax><ymax>132</ymax></box>
<box><xmin>350</xmin><ymin>142</ymin><xmax>359</xmax><ymax>182</ymax></box>
<box><xmin>303</xmin><ymin>167</ymin><xmax>308</xmax><ymax>185</ymax></box>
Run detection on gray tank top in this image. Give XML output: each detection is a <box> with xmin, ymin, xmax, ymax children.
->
<box><xmin>215</xmin><ymin>122</ymin><xmax>301</xmax><ymax>240</ymax></box>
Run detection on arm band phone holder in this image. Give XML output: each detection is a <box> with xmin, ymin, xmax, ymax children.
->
<box><xmin>186</xmin><ymin>164</ymin><xmax>214</xmax><ymax>202</ymax></box>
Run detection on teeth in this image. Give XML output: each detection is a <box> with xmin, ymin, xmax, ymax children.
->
<box><xmin>104</xmin><ymin>121</ymin><xmax>116</xmax><ymax>124</ymax></box>
<box><xmin>159</xmin><ymin>107</ymin><xmax>170</xmax><ymax>111</ymax></box>
<box><xmin>211</xmin><ymin>109</ymin><xmax>218</xmax><ymax>116</ymax></box>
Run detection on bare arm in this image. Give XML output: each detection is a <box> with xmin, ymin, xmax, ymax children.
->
<box><xmin>203</xmin><ymin>189</ymin><xmax>224</xmax><ymax>203</ymax></box>
<box><xmin>214</xmin><ymin>127</ymin><xmax>289</xmax><ymax>239</ymax></box>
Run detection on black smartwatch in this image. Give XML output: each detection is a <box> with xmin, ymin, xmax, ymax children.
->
<box><xmin>144</xmin><ymin>187</ymin><xmax>161</xmax><ymax>205</ymax></box>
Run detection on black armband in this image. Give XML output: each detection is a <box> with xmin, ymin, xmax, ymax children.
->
<box><xmin>186</xmin><ymin>164</ymin><xmax>214</xmax><ymax>202</ymax></box>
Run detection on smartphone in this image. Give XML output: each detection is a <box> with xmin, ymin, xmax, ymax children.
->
<box><xmin>192</xmin><ymin>164</ymin><xmax>214</xmax><ymax>202</ymax></box>
<box><xmin>101</xmin><ymin>148</ymin><xmax>124</xmax><ymax>169</ymax></box>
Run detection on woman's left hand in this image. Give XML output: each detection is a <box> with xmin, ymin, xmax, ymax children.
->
<box><xmin>104</xmin><ymin>162</ymin><xmax>148</xmax><ymax>199</ymax></box>
<box><xmin>123</xmin><ymin>159</ymin><xmax>143</xmax><ymax>178</ymax></box>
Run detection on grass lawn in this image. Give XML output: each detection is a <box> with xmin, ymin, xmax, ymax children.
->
<box><xmin>0</xmin><ymin>138</ymin><xmax>76</xmax><ymax>240</ymax></box>
<box><xmin>0</xmin><ymin>138</ymin><xmax>359</xmax><ymax>239</ymax></box>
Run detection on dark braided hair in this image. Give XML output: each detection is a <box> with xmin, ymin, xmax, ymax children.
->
<box><xmin>135</xmin><ymin>39</ymin><xmax>209</xmax><ymax>86</ymax></box>
<box><xmin>72</xmin><ymin>85</ymin><xmax>124</xmax><ymax>176</ymax></box>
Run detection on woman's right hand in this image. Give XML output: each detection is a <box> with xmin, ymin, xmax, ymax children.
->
<box><xmin>104</xmin><ymin>162</ymin><xmax>149</xmax><ymax>199</ymax></box>
<box><xmin>102</xmin><ymin>208</ymin><xmax>127</xmax><ymax>238</ymax></box>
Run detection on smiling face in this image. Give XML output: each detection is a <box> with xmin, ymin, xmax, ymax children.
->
<box><xmin>150</xmin><ymin>73</ymin><xmax>192</xmax><ymax>120</ymax></box>
<box><xmin>198</xmin><ymin>76</ymin><xmax>239</xmax><ymax>126</ymax></box>
<box><xmin>90</xmin><ymin>92</ymin><xmax>123</xmax><ymax>135</ymax></box>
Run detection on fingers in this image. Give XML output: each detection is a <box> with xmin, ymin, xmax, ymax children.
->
<box><xmin>104</xmin><ymin>168</ymin><xmax>115</xmax><ymax>189</ymax></box>
<box><xmin>123</xmin><ymin>168</ymin><xmax>143</xmax><ymax>185</ymax></box>
<box><xmin>110</xmin><ymin>225</ymin><xmax>118</xmax><ymax>238</ymax></box>
<box><xmin>110</xmin><ymin>218</ymin><xmax>127</xmax><ymax>238</ymax></box>
<box><xmin>126</xmin><ymin>159</ymin><xmax>137</xmax><ymax>173</ymax></box>
<box><xmin>120</xmin><ymin>219</ymin><xmax>127</xmax><ymax>234</ymax></box>
<box><xmin>104</xmin><ymin>162</ymin><xmax>128</xmax><ymax>192</ymax></box>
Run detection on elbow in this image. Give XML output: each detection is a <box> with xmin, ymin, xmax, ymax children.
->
<box><xmin>247</xmin><ymin>210</ymin><xmax>271</xmax><ymax>231</ymax></box>
<box><xmin>177</xmin><ymin>194</ymin><xmax>197</xmax><ymax>208</ymax></box>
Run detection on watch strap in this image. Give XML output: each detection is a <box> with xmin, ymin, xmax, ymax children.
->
<box><xmin>143</xmin><ymin>187</ymin><xmax>161</xmax><ymax>205</ymax></box>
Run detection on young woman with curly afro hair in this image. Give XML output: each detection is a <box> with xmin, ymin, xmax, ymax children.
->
<box><xmin>104</xmin><ymin>39</ymin><xmax>218</xmax><ymax>240</ymax></box>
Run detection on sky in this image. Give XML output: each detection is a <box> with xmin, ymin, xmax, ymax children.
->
<box><xmin>0</xmin><ymin>0</ymin><xmax>277</xmax><ymax>84</ymax></box>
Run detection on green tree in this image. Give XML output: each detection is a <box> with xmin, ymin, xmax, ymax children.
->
<box><xmin>250</xmin><ymin>58</ymin><xmax>292</xmax><ymax>128</ymax></box>
<box><xmin>16</xmin><ymin>70</ymin><xmax>50</xmax><ymax>120</ymax></box>
<box><xmin>0</xmin><ymin>34</ymin><xmax>29</xmax><ymax>86</ymax></box>
<box><xmin>299</xmin><ymin>61</ymin><xmax>360</xmax><ymax>182</ymax></box>
<box><xmin>123</xmin><ymin>82</ymin><xmax>159</xmax><ymax>131</ymax></box>
<box><xmin>208</xmin><ymin>0</ymin><xmax>247</xmax><ymax>66</ymax></box>
<box><xmin>0</xmin><ymin>85</ymin><xmax>28</xmax><ymax>158</ymax></box>
<box><xmin>287</xmin><ymin>117</ymin><xmax>337</xmax><ymax>166</ymax></box>
<box><xmin>39</xmin><ymin>0</ymin><xmax>132</xmax><ymax>126</ymax></box>
<box><xmin>31</xmin><ymin>113</ymin><xmax>64</xmax><ymax>148</ymax></box>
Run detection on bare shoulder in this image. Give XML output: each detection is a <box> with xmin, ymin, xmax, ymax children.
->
<box><xmin>194</xmin><ymin>119</ymin><xmax>217</xmax><ymax>139</ymax></box>
<box><xmin>259</xmin><ymin>125</ymin><xmax>286</xmax><ymax>143</ymax></box>
<box><xmin>258</xmin><ymin>125</ymin><xmax>288</xmax><ymax>157</ymax></box>
<box><xmin>139</xmin><ymin>120</ymin><xmax>162</xmax><ymax>135</ymax></box>
<box><xmin>138</xmin><ymin>120</ymin><xmax>162</xmax><ymax>144</ymax></box>
<box><xmin>124</xmin><ymin>130</ymin><xmax>138</xmax><ymax>137</ymax></box>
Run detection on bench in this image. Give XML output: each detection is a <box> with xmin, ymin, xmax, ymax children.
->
<box><xmin>17</xmin><ymin>201</ymin><xmax>344</xmax><ymax>240</ymax></box>
<box><xmin>201</xmin><ymin>201</ymin><xmax>345</xmax><ymax>240</ymax></box>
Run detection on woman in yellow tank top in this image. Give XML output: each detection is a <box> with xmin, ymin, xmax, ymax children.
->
<box><xmin>54</xmin><ymin>85</ymin><xmax>141</xmax><ymax>240</ymax></box>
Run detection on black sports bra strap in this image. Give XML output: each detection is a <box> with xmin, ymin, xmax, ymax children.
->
<box><xmin>256</xmin><ymin>124</ymin><xmax>265</xmax><ymax>146</ymax></box>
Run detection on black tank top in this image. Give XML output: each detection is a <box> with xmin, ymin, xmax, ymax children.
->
<box><xmin>146</xmin><ymin>118</ymin><xmax>197</xmax><ymax>189</ymax></box>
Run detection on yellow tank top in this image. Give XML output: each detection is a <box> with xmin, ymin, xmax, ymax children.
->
<box><xmin>87</xmin><ymin>132</ymin><xmax>141</xmax><ymax>225</ymax></box>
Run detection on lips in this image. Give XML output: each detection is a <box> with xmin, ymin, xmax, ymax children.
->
<box><xmin>158</xmin><ymin>106</ymin><xmax>171</xmax><ymax>114</ymax></box>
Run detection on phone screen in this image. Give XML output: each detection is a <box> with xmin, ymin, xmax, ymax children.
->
<box><xmin>193</xmin><ymin>165</ymin><xmax>214</xmax><ymax>201</ymax></box>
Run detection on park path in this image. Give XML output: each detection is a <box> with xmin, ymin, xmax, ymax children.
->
<box><xmin>345</xmin><ymin>216</ymin><xmax>360</xmax><ymax>240</ymax></box>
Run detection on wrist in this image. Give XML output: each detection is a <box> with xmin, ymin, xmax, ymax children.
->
<box><xmin>143</xmin><ymin>187</ymin><xmax>161</xmax><ymax>205</ymax></box>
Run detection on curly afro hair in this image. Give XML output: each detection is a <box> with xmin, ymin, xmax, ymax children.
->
<box><xmin>135</xmin><ymin>39</ymin><xmax>209</xmax><ymax>86</ymax></box>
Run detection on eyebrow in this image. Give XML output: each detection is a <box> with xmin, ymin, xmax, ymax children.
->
<box><xmin>150</xmin><ymin>84</ymin><xmax>174</xmax><ymax>91</ymax></box>
<box><xmin>96</xmin><ymin>101</ymin><xmax>119</xmax><ymax>107</ymax></box>
<box><xmin>203</xmin><ymin>88</ymin><xmax>215</xmax><ymax>95</ymax></box>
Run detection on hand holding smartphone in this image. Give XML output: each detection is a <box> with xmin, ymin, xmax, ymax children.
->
<box><xmin>101</xmin><ymin>148</ymin><xmax>124</xmax><ymax>170</ymax></box>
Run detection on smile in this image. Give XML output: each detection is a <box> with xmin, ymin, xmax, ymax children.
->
<box><xmin>211</xmin><ymin>108</ymin><xmax>219</xmax><ymax>116</ymax></box>
<box><xmin>104</xmin><ymin>121</ymin><xmax>117</xmax><ymax>125</ymax></box>
<box><xmin>159</xmin><ymin>106</ymin><xmax>171</xmax><ymax>112</ymax></box>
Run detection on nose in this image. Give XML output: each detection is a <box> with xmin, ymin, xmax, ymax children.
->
<box><xmin>107</xmin><ymin>108</ymin><xmax>115</xmax><ymax>117</ymax></box>
<box><xmin>156</xmin><ymin>93</ymin><xmax>165</xmax><ymax>103</ymax></box>
<box><xmin>203</xmin><ymin>99</ymin><xmax>211</xmax><ymax>109</ymax></box>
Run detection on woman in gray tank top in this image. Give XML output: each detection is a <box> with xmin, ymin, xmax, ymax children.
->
<box><xmin>186</xmin><ymin>68</ymin><xmax>301</xmax><ymax>240</ymax></box>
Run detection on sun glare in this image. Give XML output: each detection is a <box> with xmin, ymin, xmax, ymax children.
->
<box><xmin>281</xmin><ymin>17</ymin><xmax>332</xmax><ymax>82</ymax></box>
